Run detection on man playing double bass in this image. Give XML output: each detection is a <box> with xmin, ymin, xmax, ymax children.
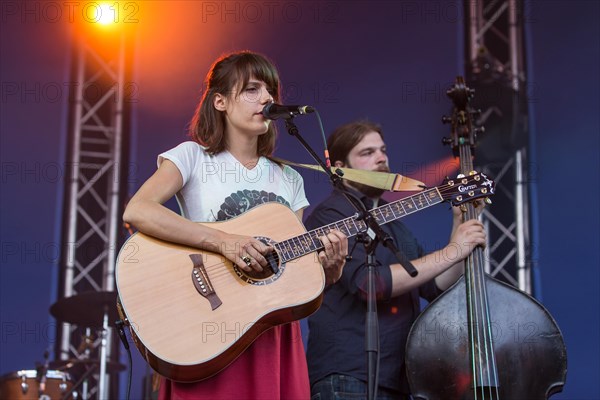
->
<box><xmin>305</xmin><ymin>120</ymin><xmax>486</xmax><ymax>399</ymax></box>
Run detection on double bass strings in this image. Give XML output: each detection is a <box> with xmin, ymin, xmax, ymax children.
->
<box><xmin>459</xmin><ymin>144</ymin><xmax>500</xmax><ymax>399</ymax></box>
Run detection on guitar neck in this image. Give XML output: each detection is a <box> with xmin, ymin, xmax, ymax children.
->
<box><xmin>275</xmin><ymin>187</ymin><xmax>444</xmax><ymax>263</ymax></box>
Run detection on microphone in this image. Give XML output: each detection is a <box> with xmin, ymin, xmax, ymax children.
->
<box><xmin>262</xmin><ymin>102</ymin><xmax>315</xmax><ymax>120</ymax></box>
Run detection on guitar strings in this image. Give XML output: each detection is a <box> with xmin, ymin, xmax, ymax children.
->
<box><xmin>193</xmin><ymin>179</ymin><xmax>485</xmax><ymax>283</ymax></box>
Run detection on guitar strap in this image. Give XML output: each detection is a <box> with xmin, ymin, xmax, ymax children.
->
<box><xmin>272</xmin><ymin>156</ymin><xmax>422</xmax><ymax>278</ymax></box>
<box><xmin>269</xmin><ymin>157</ymin><xmax>426</xmax><ymax>192</ymax></box>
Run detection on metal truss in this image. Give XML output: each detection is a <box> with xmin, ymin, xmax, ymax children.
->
<box><xmin>480</xmin><ymin>149</ymin><xmax>531</xmax><ymax>293</ymax></box>
<box><xmin>466</xmin><ymin>0</ymin><xmax>526</xmax><ymax>91</ymax></box>
<box><xmin>465</xmin><ymin>0</ymin><xmax>532</xmax><ymax>294</ymax></box>
<box><xmin>55</xmin><ymin>32</ymin><xmax>130</xmax><ymax>399</ymax></box>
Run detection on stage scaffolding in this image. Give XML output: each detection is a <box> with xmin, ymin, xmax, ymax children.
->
<box><xmin>464</xmin><ymin>0</ymin><xmax>535</xmax><ymax>294</ymax></box>
<box><xmin>47</xmin><ymin>1</ymin><xmax>536</xmax><ymax>398</ymax></box>
<box><xmin>54</xmin><ymin>31</ymin><xmax>131</xmax><ymax>399</ymax></box>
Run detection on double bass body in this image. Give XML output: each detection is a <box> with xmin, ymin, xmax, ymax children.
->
<box><xmin>405</xmin><ymin>274</ymin><xmax>567</xmax><ymax>399</ymax></box>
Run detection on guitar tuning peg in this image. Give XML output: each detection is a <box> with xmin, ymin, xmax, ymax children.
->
<box><xmin>442</xmin><ymin>137</ymin><xmax>453</xmax><ymax>145</ymax></box>
<box><xmin>441</xmin><ymin>116</ymin><xmax>452</xmax><ymax>124</ymax></box>
<box><xmin>485</xmin><ymin>197</ymin><xmax>493</xmax><ymax>205</ymax></box>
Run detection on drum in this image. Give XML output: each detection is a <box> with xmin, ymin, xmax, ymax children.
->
<box><xmin>0</xmin><ymin>369</ymin><xmax>73</xmax><ymax>400</ymax></box>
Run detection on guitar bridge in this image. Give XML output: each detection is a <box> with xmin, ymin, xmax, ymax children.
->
<box><xmin>189</xmin><ymin>254</ymin><xmax>222</xmax><ymax>310</ymax></box>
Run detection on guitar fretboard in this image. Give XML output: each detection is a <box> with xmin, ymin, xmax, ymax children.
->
<box><xmin>275</xmin><ymin>187</ymin><xmax>443</xmax><ymax>263</ymax></box>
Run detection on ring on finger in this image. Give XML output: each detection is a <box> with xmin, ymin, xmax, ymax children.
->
<box><xmin>241</xmin><ymin>255</ymin><xmax>252</xmax><ymax>267</ymax></box>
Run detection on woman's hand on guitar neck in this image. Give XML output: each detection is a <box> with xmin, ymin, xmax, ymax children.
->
<box><xmin>317</xmin><ymin>229</ymin><xmax>348</xmax><ymax>286</ymax></box>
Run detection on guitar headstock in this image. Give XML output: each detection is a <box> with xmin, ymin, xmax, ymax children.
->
<box><xmin>439</xmin><ymin>172</ymin><xmax>495</xmax><ymax>206</ymax></box>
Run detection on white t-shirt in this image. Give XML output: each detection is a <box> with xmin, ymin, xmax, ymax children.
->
<box><xmin>158</xmin><ymin>141</ymin><xmax>309</xmax><ymax>222</ymax></box>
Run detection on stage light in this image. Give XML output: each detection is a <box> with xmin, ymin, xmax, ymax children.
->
<box><xmin>80</xmin><ymin>2</ymin><xmax>138</xmax><ymax>29</ymax></box>
<box><xmin>96</xmin><ymin>3</ymin><xmax>117</xmax><ymax>25</ymax></box>
<box><xmin>73</xmin><ymin>1</ymin><xmax>140</xmax><ymax>58</ymax></box>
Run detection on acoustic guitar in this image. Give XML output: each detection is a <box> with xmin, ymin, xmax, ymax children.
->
<box><xmin>115</xmin><ymin>172</ymin><xmax>494</xmax><ymax>382</ymax></box>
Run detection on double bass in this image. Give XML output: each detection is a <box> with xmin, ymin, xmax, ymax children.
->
<box><xmin>405</xmin><ymin>77</ymin><xmax>567</xmax><ymax>399</ymax></box>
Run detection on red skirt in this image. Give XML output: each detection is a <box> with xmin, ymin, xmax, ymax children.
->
<box><xmin>158</xmin><ymin>322</ymin><xmax>310</xmax><ymax>400</ymax></box>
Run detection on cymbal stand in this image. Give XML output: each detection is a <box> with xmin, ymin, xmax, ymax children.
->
<box><xmin>73</xmin><ymin>330</ymin><xmax>93</xmax><ymax>399</ymax></box>
<box><xmin>61</xmin><ymin>365</ymin><xmax>97</xmax><ymax>400</ymax></box>
<box><xmin>98</xmin><ymin>306</ymin><xmax>109</xmax><ymax>400</ymax></box>
<box><xmin>83</xmin><ymin>329</ymin><xmax>91</xmax><ymax>400</ymax></box>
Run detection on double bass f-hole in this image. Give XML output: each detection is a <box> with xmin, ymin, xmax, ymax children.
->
<box><xmin>404</xmin><ymin>77</ymin><xmax>567</xmax><ymax>400</ymax></box>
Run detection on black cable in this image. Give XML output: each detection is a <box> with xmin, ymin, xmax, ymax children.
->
<box><xmin>115</xmin><ymin>319</ymin><xmax>132</xmax><ymax>400</ymax></box>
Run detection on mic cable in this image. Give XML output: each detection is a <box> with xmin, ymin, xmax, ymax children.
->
<box><xmin>116</xmin><ymin>319</ymin><xmax>132</xmax><ymax>400</ymax></box>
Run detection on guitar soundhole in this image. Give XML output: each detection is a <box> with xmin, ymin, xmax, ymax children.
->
<box><xmin>234</xmin><ymin>237</ymin><xmax>285</xmax><ymax>285</ymax></box>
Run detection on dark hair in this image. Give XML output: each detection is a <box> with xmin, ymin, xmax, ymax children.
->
<box><xmin>327</xmin><ymin>120</ymin><xmax>384</xmax><ymax>165</ymax></box>
<box><xmin>189</xmin><ymin>51</ymin><xmax>281</xmax><ymax>155</ymax></box>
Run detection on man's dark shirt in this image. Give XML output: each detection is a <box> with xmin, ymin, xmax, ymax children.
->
<box><xmin>305</xmin><ymin>188</ymin><xmax>442</xmax><ymax>394</ymax></box>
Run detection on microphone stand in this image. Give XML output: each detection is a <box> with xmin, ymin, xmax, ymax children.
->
<box><xmin>283</xmin><ymin>118</ymin><xmax>418</xmax><ymax>400</ymax></box>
